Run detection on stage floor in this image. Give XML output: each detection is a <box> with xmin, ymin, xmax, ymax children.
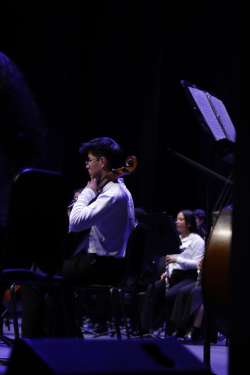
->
<box><xmin>0</xmin><ymin>319</ymin><xmax>229</xmax><ymax>375</ymax></box>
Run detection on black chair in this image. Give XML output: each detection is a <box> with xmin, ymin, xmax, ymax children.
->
<box><xmin>0</xmin><ymin>168</ymin><xmax>69</xmax><ymax>344</ymax></box>
<box><xmin>74</xmin><ymin>223</ymin><xmax>147</xmax><ymax>339</ymax></box>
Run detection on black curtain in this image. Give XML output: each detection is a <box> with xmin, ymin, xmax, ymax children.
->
<box><xmin>0</xmin><ymin>0</ymin><xmax>239</xmax><ymax>216</ymax></box>
<box><xmin>230</xmin><ymin>3</ymin><xmax>250</xmax><ymax>374</ymax></box>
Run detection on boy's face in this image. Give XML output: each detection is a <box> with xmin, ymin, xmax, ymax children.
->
<box><xmin>86</xmin><ymin>151</ymin><xmax>102</xmax><ymax>180</ymax></box>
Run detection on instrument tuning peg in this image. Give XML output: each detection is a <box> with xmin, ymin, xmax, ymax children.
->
<box><xmin>122</xmin><ymin>167</ymin><xmax>128</xmax><ymax>172</ymax></box>
<box><xmin>112</xmin><ymin>169</ymin><xmax>118</xmax><ymax>174</ymax></box>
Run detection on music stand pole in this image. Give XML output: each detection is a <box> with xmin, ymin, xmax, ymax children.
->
<box><xmin>149</xmin><ymin>229</ymin><xmax>157</xmax><ymax>338</ymax></box>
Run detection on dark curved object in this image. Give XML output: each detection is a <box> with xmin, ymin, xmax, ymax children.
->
<box><xmin>202</xmin><ymin>209</ymin><xmax>232</xmax><ymax>336</ymax></box>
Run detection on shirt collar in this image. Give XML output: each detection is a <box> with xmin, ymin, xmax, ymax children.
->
<box><xmin>99</xmin><ymin>178</ymin><xmax>125</xmax><ymax>194</ymax></box>
<box><xmin>99</xmin><ymin>180</ymin><xmax>114</xmax><ymax>194</ymax></box>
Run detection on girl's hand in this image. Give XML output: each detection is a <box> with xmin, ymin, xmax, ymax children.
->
<box><xmin>160</xmin><ymin>273</ymin><xmax>166</xmax><ymax>281</ymax></box>
<box><xmin>197</xmin><ymin>259</ymin><xmax>203</xmax><ymax>270</ymax></box>
<box><xmin>165</xmin><ymin>255</ymin><xmax>177</xmax><ymax>265</ymax></box>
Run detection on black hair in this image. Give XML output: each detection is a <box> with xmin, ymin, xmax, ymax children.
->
<box><xmin>134</xmin><ymin>207</ymin><xmax>147</xmax><ymax>222</ymax></box>
<box><xmin>0</xmin><ymin>51</ymin><xmax>46</xmax><ymax>176</ymax></box>
<box><xmin>193</xmin><ymin>209</ymin><xmax>206</xmax><ymax>222</ymax></box>
<box><xmin>79</xmin><ymin>137</ymin><xmax>123</xmax><ymax>169</ymax></box>
<box><xmin>180</xmin><ymin>209</ymin><xmax>199</xmax><ymax>234</ymax></box>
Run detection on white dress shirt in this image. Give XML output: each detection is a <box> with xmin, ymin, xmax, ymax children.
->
<box><xmin>168</xmin><ymin>232</ymin><xmax>205</xmax><ymax>276</ymax></box>
<box><xmin>69</xmin><ymin>178</ymin><xmax>135</xmax><ymax>258</ymax></box>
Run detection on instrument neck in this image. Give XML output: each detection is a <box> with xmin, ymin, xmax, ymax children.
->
<box><xmin>97</xmin><ymin>172</ymin><xmax>114</xmax><ymax>191</ymax></box>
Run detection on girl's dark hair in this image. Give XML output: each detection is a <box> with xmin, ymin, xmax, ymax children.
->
<box><xmin>79</xmin><ymin>137</ymin><xmax>123</xmax><ymax>169</ymax></box>
<box><xmin>181</xmin><ymin>210</ymin><xmax>199</xmax><ymax>234</ymax></box>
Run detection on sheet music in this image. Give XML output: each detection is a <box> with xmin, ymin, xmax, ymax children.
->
<box><xmin>188</xmin><ymin>86</ymin><xmax>236</xmax><ymax>142</ymax></box>
<box><xmin>210</xmin><ymin>96</ymin><xmax>236</xmax><ymax>142</ymax></box>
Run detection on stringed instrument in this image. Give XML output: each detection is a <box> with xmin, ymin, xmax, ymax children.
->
<box><xmin>66</xmin><ymin>156</ymin><xmax>137</xmax><ymax>257</ymax></box>
<box><xmin>3</xmin><ymin>285</ymin><xmax>22</xmax><ymax>312</ymax></box>
<box><xmin>201</xmin><ymin>169</ymin><xmax>233</xmax><ymax>337</ymax></box>
<box><xmin>202</xmin><ymin>209</ymin><xmax>232</xmax><ymax>336</ymax></box>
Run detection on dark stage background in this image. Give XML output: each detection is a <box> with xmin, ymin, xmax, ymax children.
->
<box><xmin>1</xmin><ymin>2</ymin><xmax>249</xmax><ymax>375</ymax></box>
<box><xmin>0</xmin><ymin>0</ymin><xmax>239</xmax><ymax>219</ymax></box>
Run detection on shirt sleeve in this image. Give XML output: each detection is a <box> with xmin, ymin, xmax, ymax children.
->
<box><xmin>176</xmin><ymin>236</ymin><xmax>205</xmax><ymax>269</ymax></box>
<box><xmin>69</xmin><ymin>186</ymin><xmax>125</xmax><ymax>232</ymax></box>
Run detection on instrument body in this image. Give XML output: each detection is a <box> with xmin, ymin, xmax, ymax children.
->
<box><xmin>202</xmin><ymin>209</ymin><xmax>232</xmax><ymax>336</ymax></box>
<box><xmin>3</xmin><ymin>285</ymin><xmax>22</xmax><ymax>312</ymax></box>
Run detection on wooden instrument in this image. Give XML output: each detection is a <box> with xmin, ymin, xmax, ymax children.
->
<box><xmin>96</xmin><ymin>155</ymin><xmax>137</xmax><ymax>191</ymax></box>
<box><xmin>202</xmin><ymin>209</ymin><xmax>232</xmax><ymax>336</ymax></box>
<box><xmin>3</xmin><ymin>285</ymin><xmax>22</xmax><ymax>312</ymax></box>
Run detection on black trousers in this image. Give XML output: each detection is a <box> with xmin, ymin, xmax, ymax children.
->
<box><xmin>171</xmin><ymin>282</ymin><xmax>202</xmax><ymax>330</ymax></box>
<box><xmin>140</xmin><ymin>269</ymin><xmax>197</xmax><ymax>334</ymax></box>
<box><xmin>21</xmin><ymin>252</ymin><xmax>127</xmax><ymax>338</ymax></box>
<box><xmin>62</xmin><ymin>251</ymin><xmax>127</xmax><ymax>285</ymax></box>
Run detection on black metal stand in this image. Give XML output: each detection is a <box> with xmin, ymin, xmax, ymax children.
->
<box><xmin>203</xmin><ymin>310</ymin><xmax>211</xmax><ymax>368</ymax></box>
<box><xmin>202</xmin><ymin>142</ymin><xmax>213</xmax><ymax>366</ymax></box>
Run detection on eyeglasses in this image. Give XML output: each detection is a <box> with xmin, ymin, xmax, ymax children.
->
<box><xmin>85</xmin><ymin>159</ymin><xmax>100</xmax><ymax>166</ymax></box>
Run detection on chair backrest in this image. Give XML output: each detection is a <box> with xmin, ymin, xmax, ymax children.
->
<box><xmin>120</xmin><ymin>222</ymin><xmax>146</xmax><ymax>287</ymax></box>
<box><xmin>1</xmin><ymin>168</ymin><xmax>69</xmax><ymax>276</ymax></box>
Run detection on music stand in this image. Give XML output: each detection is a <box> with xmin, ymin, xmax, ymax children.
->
<box><xmin>181</xmin><ymin>80</ymin><xmax>236</xmax><ymax>164</ymax></box>
<box><xmin>139</xmin><ymin>212</ymin><xmax>181</xmax><ymax>338</ymax></box>
<box><xmin>181</xmin><ymin>80</ymin><xmax>236</xmax><ymax>366</ymax></box>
